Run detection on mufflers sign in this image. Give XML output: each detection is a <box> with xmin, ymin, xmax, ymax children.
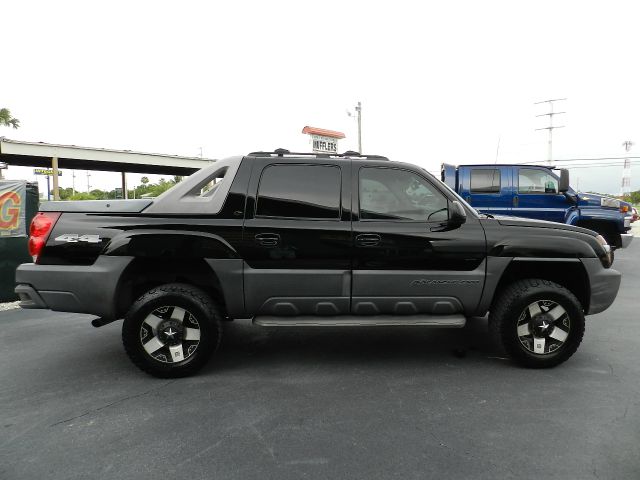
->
<box><xmin>302</xmin><ymin>126</ymin><xmax>346</xmax><ymax>155</ymax></box>
<box><xmin>310</xmin><ymin>134</ymin><xmax>338</xmax><ymax>154</ymax></box>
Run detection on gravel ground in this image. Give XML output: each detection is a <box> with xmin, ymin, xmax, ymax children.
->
<box><xmin>0</xmin><ymin>301</ymin><xmax>19</xmax><ymax>311</ymax></box>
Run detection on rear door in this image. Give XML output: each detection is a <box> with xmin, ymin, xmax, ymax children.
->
<box><xmin>240</xmin><ymin>158</ymin><xmax>352</xmax><ymax>316</ymax></box>
<box><xmin>351</xmin><ymin>162</ymin><xmax>487</xmax><ymax>316</ymax></box>
<box><xmin>514</xmin><ymin>167</ymin><xmax>569</xmax><ymax>222</ymax></box>
<box><xmin>459</xmin><ymin>166</ymin><xmax>512</xmax><ymax>216</ymax></box>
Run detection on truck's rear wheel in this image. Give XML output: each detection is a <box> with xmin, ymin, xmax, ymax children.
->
<box><xmin>490</xmin><ymin>279</ymin><xmax>585</xmax><ymax>368</ymax></box>
<box><xmin>122</xmin><ymin>283</ymin><xmax>222</xmax><ymax>378</ymax></box>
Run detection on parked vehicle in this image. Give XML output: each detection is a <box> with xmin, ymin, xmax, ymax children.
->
<box><xmin>441</xmin><ymin>164</ymin><xmax>634</xmax><ymax>251</ymax></box>
<box><xmin>16</xmin><ymin>150</ymin><xmax>621</xmax><ymax>377</ymax></box>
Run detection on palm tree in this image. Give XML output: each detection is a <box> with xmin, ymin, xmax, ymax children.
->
<box><xmin>0</xmin><ymin>108</ymin><xmax>20</xmax><ymax>129</ymax></box>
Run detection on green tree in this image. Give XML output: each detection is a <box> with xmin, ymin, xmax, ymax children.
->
<box><xmin>69</xmin><ymin>192</ymin><xmax>98</xmax><ymax>200</ymax></box>
<box><xmin>90</xmin><ymin>189</ymin><xmax>106</xmax><ymax>199</ymax></box>
<box><xmin>0</xmin><ymin>108</ymin><xmax>20</xmax><ymax>129</ymax></box>
<box><xmin>58</xmin><ymin>187</ymin><xmax>75</xmax><ymax>200</ymax></box>
<box><xmin>622</xmin><ymin>190</ymin><xmax>640</xmax><ymax>206</ymax></box>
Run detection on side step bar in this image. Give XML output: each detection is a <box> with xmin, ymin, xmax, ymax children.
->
<box><xmin>253</xmin><ymin>314</ymin><xmax>466</xmax><ymax>328</ymax></box>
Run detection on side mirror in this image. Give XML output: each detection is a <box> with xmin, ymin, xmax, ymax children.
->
<box><xmin>449</xmin><ymin>200</ymin><xmax>467</xmax><ymax>225</ymax></box>
<box><xmin>559</xmin><ymin>169</ymin><xmax>570</xmax><ymax>193</ymax></box>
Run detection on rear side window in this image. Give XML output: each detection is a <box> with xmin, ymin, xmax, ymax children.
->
<box><xmin>470</xmin><ymin>169</ymin><xmax>501</xmax><ymax>193</ymax></box>
<box><xmin>256</xmin><ymin>164</ymin><xmax>341</xmax><ymax>219</ymax></box>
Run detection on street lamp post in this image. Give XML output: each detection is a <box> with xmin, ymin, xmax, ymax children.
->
<box><xmin>347</xmin><ymin>101</ymin><xmax>362</xmax><ymax>153</ymax></box>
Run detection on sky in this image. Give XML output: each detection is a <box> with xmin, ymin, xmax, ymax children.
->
<box><xmin>1</xmin><ymin>0</ymin><xmax>639</xmax><ymax>195</ymax></box>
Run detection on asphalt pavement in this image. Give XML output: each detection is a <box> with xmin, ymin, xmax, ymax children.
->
<box><xmin>1</xmin><ymin>243</ymin><xmax>640</xmax><ymax>480</ymax></box>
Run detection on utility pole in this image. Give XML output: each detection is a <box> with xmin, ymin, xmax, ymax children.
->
<box><xmin>86</xmin><ymin>171</ymin><xmax>91</xmax><ymax>193</ymax></box>
<box><xmin>356</xmin><ymin>101</ymin><xmax>362</xmax><ymax>154</ymax></box>
<box><xmin>72</xmin><ymin>170</ymin><xmax>76</xmax><ymax>196</ymax></box>
<box><xmin>620</xmin><ymin>140</ymin><xmax>633</xmax><ymax>197</ymax></box>
<box><xmin>535</xmin><ymin>98</ymin><xmax>566</xmax><ymax>166</ymax></box>
<box><xmin>347</xmin><ymin>101</ymin><xmax>362</xmax><ymax>153</ymax></box>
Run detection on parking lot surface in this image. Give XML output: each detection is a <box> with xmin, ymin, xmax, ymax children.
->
<box><xmin>1</xmin><ymin>243</ymin><xmax>640</xmax><ymax>480</ymax></box>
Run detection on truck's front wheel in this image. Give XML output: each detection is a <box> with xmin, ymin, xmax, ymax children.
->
<box><xmin>490</xmin><ymin>279</ymin><xmax>585</xmax><ymax>368</ymax></box>
<box><xmin>122</xmin><ymin>283</ymin><xmax>222</xmax><ymax>378</ymax></box>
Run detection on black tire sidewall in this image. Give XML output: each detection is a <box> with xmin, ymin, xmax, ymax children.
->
<box><xmin>497</xmin><ymin>281</ymin><xmax>585</xmax><ymax>367</ymax></box>
<box><xmin>122</xmin><ymin>285</ymin><xmax>221</xmax><ymax>377</ymax></box>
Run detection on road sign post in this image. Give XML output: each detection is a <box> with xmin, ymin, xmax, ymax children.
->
<box><xmin>34</xmin><ymin>168</ymin><xmax>61</xmax><ymax>201</ymax></box>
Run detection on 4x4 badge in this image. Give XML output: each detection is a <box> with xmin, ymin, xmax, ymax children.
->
<box><xmin>54</xmin><ymin>234</ymin><xmax>101</xmax><ymax>243</ymax></box>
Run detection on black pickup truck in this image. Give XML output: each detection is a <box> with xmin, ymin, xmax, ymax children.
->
<box><xmin>15</xmin><ymin>150</ymin><xmax>621</xmax><ymax>377</ymax></box>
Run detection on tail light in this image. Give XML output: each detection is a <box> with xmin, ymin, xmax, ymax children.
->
<box><xmin>28</xmin><ymin>212</ymin><xmax>61</xmax><ymax>263</ymax></box>
<box><xmin>620</xmin><ymin>205</ymin><xmax>629</xmax><ymax>213</ymax></box>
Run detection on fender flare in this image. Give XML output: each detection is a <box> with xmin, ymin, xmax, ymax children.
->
<box><xmin>105</xmin><ymin>229</ymin><xmax>244</xmax><ymax>318</ymax></box>
<box><xmin>574</xmin><ymin>208</ymin><xmax>625</xmax><ymax>234</ymax></box>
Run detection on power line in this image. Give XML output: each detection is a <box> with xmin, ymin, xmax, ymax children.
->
<box><xmin>559</xmin><ymin>163</ymin><xmax>638</xmax><ymax>169</ymax></box>
<box><xmin>524</xmin><ymin>155</ymin><xmax>640</xmax><ymax>164</ymax></box>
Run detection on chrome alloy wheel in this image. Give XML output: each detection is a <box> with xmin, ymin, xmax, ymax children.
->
<box><xmin>139</xmin><ymin>306</ymin><xmax>201</xmax><ymax>363</ymax></box>
<box><xmin>516</xmin><ymin>300</ymin><xmax>571</xmax><ymax>355</ymax></box>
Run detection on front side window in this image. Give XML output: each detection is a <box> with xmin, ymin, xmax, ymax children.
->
<box><xmin>470</xmin><ymin>169</ymin><xmax>501</xmax><ymax>193</ymax></box>
<box><xmin>518</xmin><ymin>168</ymin><xmax>558</xmax><ymax>194</ymax></box>
<box><xmin>359</xmin><ymin>167</ymin><xmax>448</xmax><ymax>221</ymax></box>
<box><xmin>256</xmin><ymin>164</ymin><xmax>341</xmax><ymax>219</ymax></box>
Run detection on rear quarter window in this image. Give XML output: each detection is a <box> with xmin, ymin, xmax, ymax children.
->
<box><xmin>470</xmin><ymin>169</ymin><xmax>501</xmax><ymax>193</ymax></box>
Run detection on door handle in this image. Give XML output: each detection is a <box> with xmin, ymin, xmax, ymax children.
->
<box><xmin>356</xmin><ymin>233</ymin><xmax>381</xmax><ymax>247</ymax></box>
<box><xmin>254</xmin><ymin>233</ymin><xmax>280</xmax><ymax>247</ymax></box>
<box><xmin>513</xmin><ymin>195</ymin><xmax>519</xmax><ymax>208</ymax></box>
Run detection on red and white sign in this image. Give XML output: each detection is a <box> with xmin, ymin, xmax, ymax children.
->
<box><xmin>302</xmin><ymin>126</ymin><xmax>345</xmax><ymax>154</ymax></box>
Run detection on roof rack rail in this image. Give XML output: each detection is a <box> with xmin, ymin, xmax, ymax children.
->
<box><xmin>248</xmin><ymin>149</ymin><xmax>389</xmax><ymax>161</ymax></box>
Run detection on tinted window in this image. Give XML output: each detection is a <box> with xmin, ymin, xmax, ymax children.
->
<box><xmin>470</xmin><ymin>169</ymin><xmax>501</xmax><ymax>193</ymax></box>
<box><xmin>518</xmin><ymin>168</ymin><xmax>558</xmax><ymax>194</ymax></box>
<box><xmin>257</xmin><ymin>164</ymin><xmax>341</xmax><ymax>219</ymax></box>
<box><xmin>359</xmin><ymin>167</ymin><xmax>448</xmax><ymax>221</ymax></box>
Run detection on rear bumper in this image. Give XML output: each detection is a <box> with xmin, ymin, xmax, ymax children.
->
<box><xmin>580</xmin><ymin>258</ymin><xmax>622</xmax><ymax>315</ymax></box>
<box><xmin>620</xmin><ymin>233</ymin><xmax>633</xmax><ymax>249</ymax></box>
<box><xmin>15</xmin><ymin>284</ymin><xmax>48</xmax><ymax>309</ymax></box>
<box><xmin>14</xmin><ymin>256</ymin><xmax>133</xmax><ymax>320</ymax></box>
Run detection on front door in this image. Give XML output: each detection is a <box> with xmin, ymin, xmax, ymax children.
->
<box><xmin>515</xmin><ymin>167</ymin><xmax>569</xmax><ymax>223</ymax></box>
<box><xmin>351</xmin><ymin>163</ymin><xmax>487</xmax><ymax>316</ymax></box>
<box><xmin>240</xmin><ymin>159</ymin><xmax>352</xmax><ymax>316</ymax></box>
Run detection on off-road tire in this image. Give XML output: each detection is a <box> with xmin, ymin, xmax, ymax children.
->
<box><xmin>122</xmin><ymin>283</ymin><xmax>222</xmax><ymax>378</ymax></box>
<box><xmin>489</xmin><ymin>278</ymin><xmax>585</xmax><ymax>368</ymax></box>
